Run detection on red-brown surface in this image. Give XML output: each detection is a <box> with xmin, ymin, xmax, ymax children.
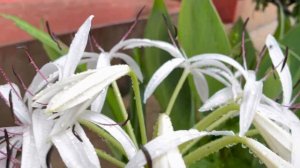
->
<box><xmin>0</xmin><ymin>0</ymin><xmax>180</xmax><ymax>47</ymax></box>
<box><xmin>213</xmin><ymin>0</ymin><xmax>238</xmax><ymax>23</ymax></box>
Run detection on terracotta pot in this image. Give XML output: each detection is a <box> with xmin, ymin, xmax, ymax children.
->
<box><xmin>213</xmin><ymin>0</ymin><xmax>238</xmax><ymax>23</ymax></box>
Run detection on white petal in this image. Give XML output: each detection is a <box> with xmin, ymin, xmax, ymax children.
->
<box><xmin>143</xmin><ymin>58</ymin><xmax>185</xmax><ymax>103</ymax></box>
<box><xmin>96</xmin><ymin>53</ymin><xmax>111</xmax><ymax>67</ymax></box>
<box><xmin>33</xmin><ymin>70</ymin><xmax>96</xmax><ymax>106</ymax></box>
<box><xmin>0</xmin><ymin>84</ymin><xmax>30</xmax><ymax>124</ymax></box>
<box><xmin>80</xmin><ymin>111</ymin><xmax>137</xmax><ymax>159</ymax></box>
<box><xmin>21</xmin><ymin>127</ymin><xmax>41</xmax><ymax>168</ymax></box>
<box><xmin>91</xmin><ymin>87</ymin><xmax>108</xmax><ymax>113</ymax></box>
<box><xmin>125</xmin><ymin>130</ymin><xmax>233</xmax><ymax>168</ymax></box>
<box><xmin>25</xmin><ymin>62</ymin><xmax>59</xmax><ymax>99</ymax></box>
<box><xmin>189</xmin><ymin>54</ymin><xmax>248</xmax><ymax>78</ymax></box>
<box><xmin>62</xmin><ymin>15</ymin><xmax>94</xmax><ymax>78</ymax></box>
<box><xmin>253</xmin><ymin>111</ymin><xmax>291</xmax><ymax>161</ymax></box>
<box><xmin>242</xmin><ymin>137</ymin><xmax>292</xmax><ymax>168</ymax></box>
<box><xmin>52</xmin><ymin>124</ymin><xmax>100</xmax><ymax>168</ymax></box>
<box><xmin>47</xmin><ymin>65</ymin><xmax>130</xmax><ymax>112</ymax></box>
<box><xmin>291</xmin><ymin>122</ymin><xmax>300</xmax><ymax>167</ymax></box>
<box><xmin>197</xmin><ymin>68</ymin><xmax>231</xmax><ymax>87</ymax></box>
<box><xmin>51</xmin><ymin>100</ymin><xmax>92</xmax><ymax>136</ymax></box>
<box><xmin>191</xmin><ymin>70</ymin><xmax>209</xmax><ymax>102</ymax></box>
<box><xmin>199</xmin><ymin>87</ymin><xmax>234</xmax><ymax>112</ymax></box>
<box><xmin>113</xmin><ymin>39</ymin><xmax>184</xmax><ymax>59</ymax></box>
<box><xmin>266</xmin><ymin>35</ymin><xmax>292</xmax><ymax>105</ymax></box>
<box><xmin>153</xmin><ymin>114</ymin><xmax>185</xmax><ymax>168</ymax></box>
<box><xmin>113</xmin><ymin>52</ymin><xmax>143</xmax><ymax>82</ymax></box>
<box><xmin>239</xmin><ymin>78</ymin><xmax>263</xmax><ymax>136</ymax></box>
<box><xmin>190</xmin><ymin>59</ymin><xmax>233</xmax><ymax>76</ymax></box>
<box><xmin>32</xmin><ymin>110</ymin><xmax>53</xmax><ymax>166</ymax></box>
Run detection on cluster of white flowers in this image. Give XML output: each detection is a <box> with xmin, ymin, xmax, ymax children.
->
<box><xmin>0</xmin><ymin>15</ymin><xmax>299</xmax><ymax>168</ymax></box>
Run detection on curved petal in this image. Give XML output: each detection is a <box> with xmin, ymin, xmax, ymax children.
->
<box><xmin>32</xmin><ymin>110</ymin><xmax>53</xmax><ymax>166</ymax></box>
<box><xmin>199</xmin><ymin>87</ymin><xmax>234</xmax><ymax>112</ymax></box>
<box><xmin>91</xmin><ymin>87</ymin><xmax>108</xmax><ymax>113</ymax></box>
<box><xmin>52</xmin><ymin>124</ymin><xmax>100</xmax><ymax>168</ymax></box>
<box><xmin>266</xmin><ymin>35</ymin><xmax>292</xmax><ymax>105</ymax></box>
<box><xmin>113</xmin><ymin>52</ymin><xmax>143</xmax><ymax>82</ymax></box>
<box><xmin>113</xmin><ymin>39</ymin><xmax>183</xmax><ymax>59</ymax></box>
<box><xmin>25</xmin><ymin>62</ymin><xmax>59</xmax><ymax>100</ymax></box>
<box><xmin>33</xmin><ymin>70</ymin><xmax>96</xmax><ymax>107</ymax></box>
<box><xmin>0</xmin><ymin>84</ymin><xmax>30</xmax><ymax>124</ymax></box>
<box><xmin>191</xmin><ymin>70</ymin><xmax>209</xmax><ymax>102</ymax></box>
<box><xmin>125</xmin><ymin>130</ymin><xmax>233</xmax><ymax>168</ymax></box>
<box><xmin>80</xmin><ymin>111</ymin><xmax>137</xmax><ymax>159</ymax></box>
<box><xmin>62</xmin><ymin>15</ymin><xmax>93</xmax><ymax>78</ymax></box>
<box><xmin>143</xmin><ymin>58</ymin><xmax>185</xmax><ymax>103</ymax></box>
<box><xmin>153</xmin><ymin>114</ymin><xmax>185</xmax><ymax>168</ymax></box>
<box><xmin>21</xmin><ymin>127</ymin><xmax>41</xmax><ymax>168</ymax></box>
<box><xmin>46</xmin><ymin>65</ymin><xmax>130</xmax><ymax>112</ymax></box>
<box><xmin>242</xmin><ymin>137</ymin><xmax>292</xmax><ymax>168</ymax></box>
<box><xmin>197</xmin><ymin>69</ymin><xmax>231</xmax><ymax>87</ymax></box>
<box><xmin>291</xmin><ymin>122</ymin><xmax>300</xmax><ymax>167</ymax></box>
<box><xmin>239</xmin><ymin>78</ymin><xmax>263</xmax><ymax>136</ymax></box>
<box><xmin>254</xmin><ymin>111</ymin><xmax>291</xmax><ymax>161</ymax></box>
<box><xmin>190</xmin><ymin>59</ymin><xmax>233</xmax><ymax>76</ymax></box>
<box><xmin>189</xmin><ymin>54</ymin><xmax>248</xmax><ymax>79</ymax></box>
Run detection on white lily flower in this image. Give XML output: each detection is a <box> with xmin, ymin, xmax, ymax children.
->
<box><xmin>0</xmin><ymin>83</ymin><xmax>52</xmax><ymax>168</ymax></box>
<box><xmin>121</xmin><ymin>39</ymin><xmax>241</xmax><ymax>103</ymax></box>
<box><xmin>199</xmin><ymin>34</ymin><xmax>300</xmax><ymax>166</ymax></box>
<box><xmin>126</xmin><ymin>113</ymin><xmax>234</xmax><ymax>168</ymax></box>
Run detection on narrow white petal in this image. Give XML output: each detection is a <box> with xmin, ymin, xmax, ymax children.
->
<box><xmin>62</xmin><ymin>15</ymin><xmax>94</xmax><ymax>78</ymax></box>
<box><xmin>197</xmin><ymin>68</ymin><xmax>231</xmax><ymax>86</ymax></box>
<box><xmin>113</xmin><ymin>52</ymin><xmax>143</xmax><ymax>82</ymax></box>
<box><xmin>153</xmin><ymin>114</ymin><xmax>185</xmax><ymax>168</ymax></box>
<box><xmin>291</xmin><ymin>122</ymin><xmax>300</xmax><ymax>167</ymax></box>
<box><xmin>199</xmin><ymin>87</ymin><xmax>234</xmax><ymax>112</ymax></box>
<box><xmin>114</xmin><ymin>39</ymin><xmax>184</xmax><ymax>59</ymax></box>
<box><xmin>96</xmin><ymin>53</ymin><xmax>111</xmax><ymax>67</ymax></box>
<box><xmin>190</xmin><ymin>59</ymin><xmax>233</xmax><ymax>76</ymax></box>
<box><xmin>242</xmin><ymin>137</ymin><xmax>292</xmax><ymax>168</ymax></box>
<box><xmin>80</xmin><ymin>111</ymin><xmax>137</xmax><ymax>159</ymax></box>
<box><xmin>239</xmin><ymin>77</ymin><xmax>263</xmax><ymax>136</ymax></box>
<box><xmin>21</xmin><ymin>128</ymin><xmax>41</xmax><ymax>168</ymax></box>
<box><xmin>266</xmin><ymin>35</ymin><xmax>292</xmax><ymax>105</ymax></box>
<box><xmin>143</xmin><ymin>58</ymin><xmax>185</xmax><ymax>103</ymax></box>
<box><xmin>254</xmin><ymin>111</ymin><xmax>291</xmax><ymax>161</ymax></box>
<box><xmin>25</xmin><ymin>62</ymin><xmax>59</xmax><ymax>99</ymax></box>
<box><xmin>52</xmin><ymin>124</ymin><xmax>100</xmax><ymax>168</ymax></box>
<box><xmin>47</xmin><ymin>65</ymin><xmax>130</xmax><ymax>112</ymax></box>
<box><xmin>51</xmin><ymin>100</ymin><xmax>92</xmax><ymax>136</ymax></box>
<box><xmin>191</xmin><ymin>70</ymin><xmax>209</xmax><ymax>102</ymax></box>
<box><xmin>33</xmin><ymin>70</ymin><xmax>96</xmax><ymax>106</ymax></box>
<box><xmin>32</xmin><ymin>110</ymin><xmax>53</xmax><ymax>166</ymax></box>
<box><xmin>0</xmin><ymin>84</ymin><xmax>30</xmax><ymax>124</ymax></box>
<box><xmin>91</xmin><ymin>87</ymin><xmax>108</xmax><ymax>113</ymax></box>
<box><xmin>189</xmin><ymin>54</ymin><xmax>248</xmax><ymax>78</ymax></box>
<box><xmin>125</xmin><ymin>130</ymin><xmax>233</xmax><ymax>168</ymax></box>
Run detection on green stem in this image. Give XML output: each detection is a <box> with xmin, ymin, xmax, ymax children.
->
<box><xmin>184</xmin><ymin>136</ymin><xmax>241</xmax><ymax>166</ymax></box>
<box><xmin>95</xmin><ymin>148</ymin><xmax>126</xmax><ymax>168</ymax></box>
<box><xmin>165</xmin><ymin>69</ymin><xmax>189</xmax><ymax>116</ymax></box>
<box><xmin>80</xmin><ymin>120</ymin><xmax>126</xmax><ymax>155</ymax></box>
<box><xmin>181</xmin><ymin>103</ymin><xmax>239</xmax><ymax>154</ymax></box>
<box><xmin>194</xmin><ymin>103</ymin><xmax>239</xmax><ymax>131</ymax></box>
<box><xmin>129</xmin><ymin>71</ymin><xmax>147</xmax><ymax>145</ymax></box>
<box><xmin>112</xmin><ymin>82</ymin><xmax>138</xmax><ymax>147</ymax></box>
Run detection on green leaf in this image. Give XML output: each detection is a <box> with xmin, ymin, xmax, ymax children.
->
<box><xmin>1</xmin><ymin>14</ymin><xmax>68</xmax><ymax>59</ymax></box>
<box><xmin>178</xmin><ymin>0</ymin><xmax>231</xmax><ymax>56</ymax></box>
<box><xmin>143</xmin><ymin>0</ymin><xmax>192</xmax><ymax>129</ymax></box>
<box><xmin>178</xmin><ymin>0</ymin><xmax>231</xmax><ymax>113</ymax></box>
